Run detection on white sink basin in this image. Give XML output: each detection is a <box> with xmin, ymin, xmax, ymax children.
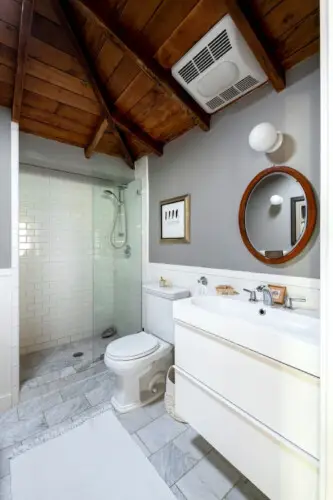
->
<box><xmin>173</xmin><ymin>296</ymin><xmax>320</xmax><ymax>377</ymax></box>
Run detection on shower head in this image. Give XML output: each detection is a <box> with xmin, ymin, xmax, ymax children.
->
<box><xmin>103</xmin><ymin>189</ymin><xmax>120</xmax><ymax>203</ymax></box>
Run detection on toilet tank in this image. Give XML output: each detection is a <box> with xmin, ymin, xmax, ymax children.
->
<box><xmin>143</xmin><ymin>284</ymin><xmax>190</xmax><ymax>344</ymax></box>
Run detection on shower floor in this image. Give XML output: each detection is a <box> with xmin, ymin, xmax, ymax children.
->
<box><xmin>20</xmin><ymin>336</ymin><xmax>113</xmax><ymax>401</ymax></box>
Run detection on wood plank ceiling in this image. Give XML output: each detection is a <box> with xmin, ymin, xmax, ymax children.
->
<box><xmin>0</xmin><ymin>0</ymin><xmax>319</xmax><ymax>166</ymax></box>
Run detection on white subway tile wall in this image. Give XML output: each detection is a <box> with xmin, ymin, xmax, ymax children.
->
<box><xmin>19</xmin><ymin>166</ymin><xmax>115</xmax><ymax>354</ymax></box>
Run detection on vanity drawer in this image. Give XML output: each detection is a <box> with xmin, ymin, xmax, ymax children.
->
<box><xmin>175</xmin><ymin>322</ymin><xmax>319</xmax><ymax>458</ymax></box>
<box><xmin>175</xmin><ymin>368</ymin><xmax>318</xmax><ymax>500</ymax></box>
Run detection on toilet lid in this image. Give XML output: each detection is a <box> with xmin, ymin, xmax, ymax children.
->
<box><xmin>105</xmin><ymin>332</ymin><xmax>160</xmax><ymax>361</ymax></box>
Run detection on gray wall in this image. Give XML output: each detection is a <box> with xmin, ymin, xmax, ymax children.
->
<box><xmin>0</xmin><ymin>107</ymin><xmax>11</xmax><ymax>269</ymax></box>
<box><xmin>246</xmin><ymin>174</ymin><xmax>304</xmax><ymax>252</ymax></box>
<box><xmin>149</xmin><ymin>56</ymin><xmax>320</xmax><ymax>278</ymax></box>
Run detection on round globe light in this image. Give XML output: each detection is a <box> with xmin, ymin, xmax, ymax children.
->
<box><xmin>270</xmin><ymin>194</ymin><xmax>283</xmax><ymax>206</ymax></box>
<box><xmin>249</xmin><ymin>123</ymin><xmax>283</xmax><ymax>153</ymax></box>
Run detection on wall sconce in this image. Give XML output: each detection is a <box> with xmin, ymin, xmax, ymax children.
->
<box><xmin>249</xmin><ymin>122</ymin><xmax>283</xmax><ymax>153</ymax></box>
<box><xmin>270</xmin><ymin>195</ymin><xmax>283</xmax><ymax>206</ymax></box>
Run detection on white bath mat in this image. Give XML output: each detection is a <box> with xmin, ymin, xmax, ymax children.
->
<box><xmin>11</xmin><ymin>410</ymin><xmax>176</xmax><ymax>500</ymax></box>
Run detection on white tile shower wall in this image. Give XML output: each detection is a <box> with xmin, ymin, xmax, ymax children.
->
<box><xmin>19</xmin><ymin>166</ymin><xmax>115</xmax><ymax>354</ymax></box>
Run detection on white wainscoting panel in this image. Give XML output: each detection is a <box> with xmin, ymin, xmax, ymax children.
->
<box><xmin>146</xmin><ymin>263</ymin><xmax>320</xmax><ymax>312</ymax></box>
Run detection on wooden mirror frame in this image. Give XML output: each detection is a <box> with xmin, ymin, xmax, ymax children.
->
<box><xmin>239</xmin><ymin>166</ymin><xmax>317</xmax><ymax>264</ymax></box>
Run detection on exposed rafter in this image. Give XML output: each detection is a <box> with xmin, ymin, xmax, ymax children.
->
<box><xmin>85</xmin><ymin>117</ymin><xmax>108</xmax><ymax>159</ymax></box>
<box><xmin>85</xmin><ymin>117</ymin><xmax>135</xmax><ymax>168</ymax></box>
<box><xmin>12</xmin><ymin>0</ymin><xmax>35</xmax><ymax>123</ymax></box>
<box><xmin>72</xmin><ymin>0</ymin><xmax>211</xmax><ymax>132</ymax></box>
<box><xmin>226</xmin><ymin>0</ymin><xmax>285</xmax><ymax>92</ymax></box>
<box><xmin>51</xmin><ymin>0</ymin><xmax>163</xmax><ymax>165</ymax></box>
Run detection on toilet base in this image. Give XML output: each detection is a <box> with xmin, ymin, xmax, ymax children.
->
<box><xmin>111</xmin><ymin>389</ymin><xmax>163</xmax><ymax>414</ymax></box>
<box><xmin>107</xmin><ymin>342</ymin><xmax>173</xmax><ymax>414</ymax></box>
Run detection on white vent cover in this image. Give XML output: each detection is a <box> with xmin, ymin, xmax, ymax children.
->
<box><xmin>172</xmin><ymin>15</ymin><xmax>268</xmax><ymax>114</ymax></box>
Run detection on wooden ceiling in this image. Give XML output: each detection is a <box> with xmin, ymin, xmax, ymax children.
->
<box><xmin>0</xmin><ymin>0</ymin><xmax>319</xmax><ymax>167</ymax></box>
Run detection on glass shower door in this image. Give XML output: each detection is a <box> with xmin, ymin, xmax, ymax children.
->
<box><xmin>92</xmin><ymin>179</ymin><xmax>142</xmax><ymax>362</ymax></box>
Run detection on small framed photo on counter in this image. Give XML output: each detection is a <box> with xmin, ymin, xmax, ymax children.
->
<box><xmin>268</xmin><ymin>284</ymin><xmax>287</xmax><ymax>305</ymax></box>
<box><xmin>160</xmin><ymin>194</ymin><xmax>190</xmax><ymax>244</ymax></box>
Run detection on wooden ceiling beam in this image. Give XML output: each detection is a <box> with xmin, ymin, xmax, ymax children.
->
<box><xmin>85</xmin><ymin>116</ymin><xmax>135</xmax><ymax>167</ymax></box>
<box><xmin>73</xmin><ymin>0</ymin><xmax>211</xmax><ymax>132</ymax></box>
<box><xmin>226</xmin><ymin>0</ymin><xmax>285</xmax><ymax>92</ymax></box>
<box><xmin>85</xmin><ymin>117</ymin><xmax>108</xmax><ymax>159</ymax></box>
<box><xmin>51</xmin><ymin>0</ymin><xmax>163</xmax><ymax>165</ymax></box>
<box><xmin>12</xmin><ymin>0</ymin><xmax>35</xmax><ymax>123</ymax></box>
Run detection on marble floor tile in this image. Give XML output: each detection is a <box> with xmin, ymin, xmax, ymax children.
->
<box><xmin>85</xmin><ymin>375</ymin><xmax>114</xmax><ymax>407</ymax></box>
<box><xmin>32</xmin><ymin>367</ymin><xmax>76</xmax><ymax>387</ymax></box>
<box><xmin>176</xmin><ymin>450</ymin><xmax>241</xmax><ymax>500</ymax></box>
<box><xmin>0</xmin><ymin>409</ymin><xmax>18</xmax><ymax>427</ymax></box>
<box><xmin>20</xmin><ymin>340</ymin><xmax>95</xmax><ymax>381</ymax></box>
<box><xmin>44</xmin><ymin>364</ymin><xmax>104</xmax><ymax>395</ymax></box>
<box><xmin>0</xmin><ymin>446</ymin><xmax>14</xmax><ymax>480</ymax></box>
<box><xmin>132</xmin><ymin>434</ymin><xmax>151</xmax><ymax>457</ymax></box>
<box><xmin>0</xmin><ymin>474</ymin><xmax>11</xmax><ymax>500</ymax></box>
<box><xmin>60</xmin><ymin>375</ymin><xmax>102</xmax><ymax>402</ymax></box>
<box><xmin>137</xmin><ymin>414</ymin><xmax>187</xmax><ymax>454</ymax></box>
<box><xmin>20</xmin><ymin>378</ymin><xmax>39</xmax><ymax>391</ymax></box>
<box><xmin>117</xmin><ymin>407</ymin><xmax>153</xmax><ymax>434</ymax></box>
<box><xmin>16</xmin><ymin>419</ymin><xmax>73</xmax><ymax>455</ymax></box>
<box><xmin>18</xmin><ymin>392</ymin><xmax>62</xmax><ymax>420</ymax></box>
<box><xmin>144</xmin><ymin>398</ymin><xmax>167</xmax><ymax>421</ymax></box>
<box><xmin>150</xmin><ymin>441</ymin><xmax>197</xmax><ymax>487</ymax></box>
<box><xmin>0</xmin><ymin>415</ymin><xmax>48</xmax><ymax>450</ymax></box>
<box><xmin>44</xmin><ymin>395</ymin><xmax>90</xmax><ymax>427</ymax></box>
<box><xmin>224</xmin><ymin>477</ymin><xmax>269</xmax><ymax>500</ymax></box>
<box><xmin>70</xmin><ymin>402</ymin><xmax>114</xmax><ymax>426</ymax></box>
<box><xmin>171</xmin><ymin>485</ymin><xmax>188</xmax><ymax>500</ymax></box>
<box><xmin>173</xmin><ymin>428</ymin><xmax>212</xmax><ymax>462</ymax></box>
<box><xmin>19</xmin><ymin>384</ymin><xmax>49</xmax><ymax>403</ymax></box>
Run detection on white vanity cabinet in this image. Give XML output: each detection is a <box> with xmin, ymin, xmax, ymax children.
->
<box><xmin>174</xmin><ymin>317</ymin><xmax>319</xmax><ymax>500</ymax></box>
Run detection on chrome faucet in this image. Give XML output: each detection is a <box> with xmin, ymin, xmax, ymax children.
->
<box><xmin>256</xmin><ymin>285</ymin><xmax>273</xmax><ymax>306</ymax></box>
<box><xmin>284</xmin><ymin>296</ymin><xmax>306</xmax><ymax>309</ymax></box>
<box><xmin>198</xmin><ymin>276</ymin><xmax>208</xmax><ymax>286</ymax></box>
<box><xmin>243</xmin><ymin>288</ymin><xmax>257</xmax><ymax>302</ymax></box>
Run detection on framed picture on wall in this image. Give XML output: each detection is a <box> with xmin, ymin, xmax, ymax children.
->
<box><xmin>160</xmin><ymin>194</ymin><xmax>190</xmax><ymax>243</ymax></box>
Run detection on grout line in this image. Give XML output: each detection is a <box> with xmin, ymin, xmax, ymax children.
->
<box><xmin>147</xmin><ymin>425</ymin><xmax>213</xmax><ymax>488</ymax></box>
<box><xmin>221</xmin><ymin>476</ymin><xmax>244</xmax><ymax>500</ymax></box>
<box><xmin>132</xmin><ymin>432</ymin><xmax>151</xmax><ymax>455</ymax></box>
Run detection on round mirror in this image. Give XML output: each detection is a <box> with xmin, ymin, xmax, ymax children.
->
<box><xmin>239</xmin><ymin>166</ymin><xmax>317</xmax><ymax>264</ymax></box>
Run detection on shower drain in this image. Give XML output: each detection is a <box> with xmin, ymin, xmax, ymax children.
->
<box><xmin>73</xmin><ymin>351</ymin><xmax>84</xmax><ymax>358</ymax></box>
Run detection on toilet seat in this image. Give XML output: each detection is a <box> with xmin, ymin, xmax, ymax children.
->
<box><xmin>105</xmin><ymin>332</ymin><xmax>160</xmax><ymax>361</ymax></box>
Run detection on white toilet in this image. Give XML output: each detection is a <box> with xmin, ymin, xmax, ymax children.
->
<box><xmin>104</xmin><ymin>284</ymin><xmax>190</xmax><ymax>413</ymax></box>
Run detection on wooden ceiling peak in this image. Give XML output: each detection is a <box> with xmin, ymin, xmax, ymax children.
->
<box><xmin>0</xmin><ymin>0</ymin><xmax>319</xmax><ymax>163</ymax></box>
<box><xmin>72</xmin><ymin>0</ymin><xmax>211</xmax><ymax>132</ymax></box>
<box><xmin>51</xmin><ymin>0</ymin><xmax>163</xmax><ymax>165</ymax></box>
<box><xmin>226</xmin><ymin>0</ymin><xmax>285</xmax><ymax>92</ymax></box>
<box><xmin>12</xmin><ymin>0</ymin><xmax>35</xmax><ymax>123</ymax></box>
